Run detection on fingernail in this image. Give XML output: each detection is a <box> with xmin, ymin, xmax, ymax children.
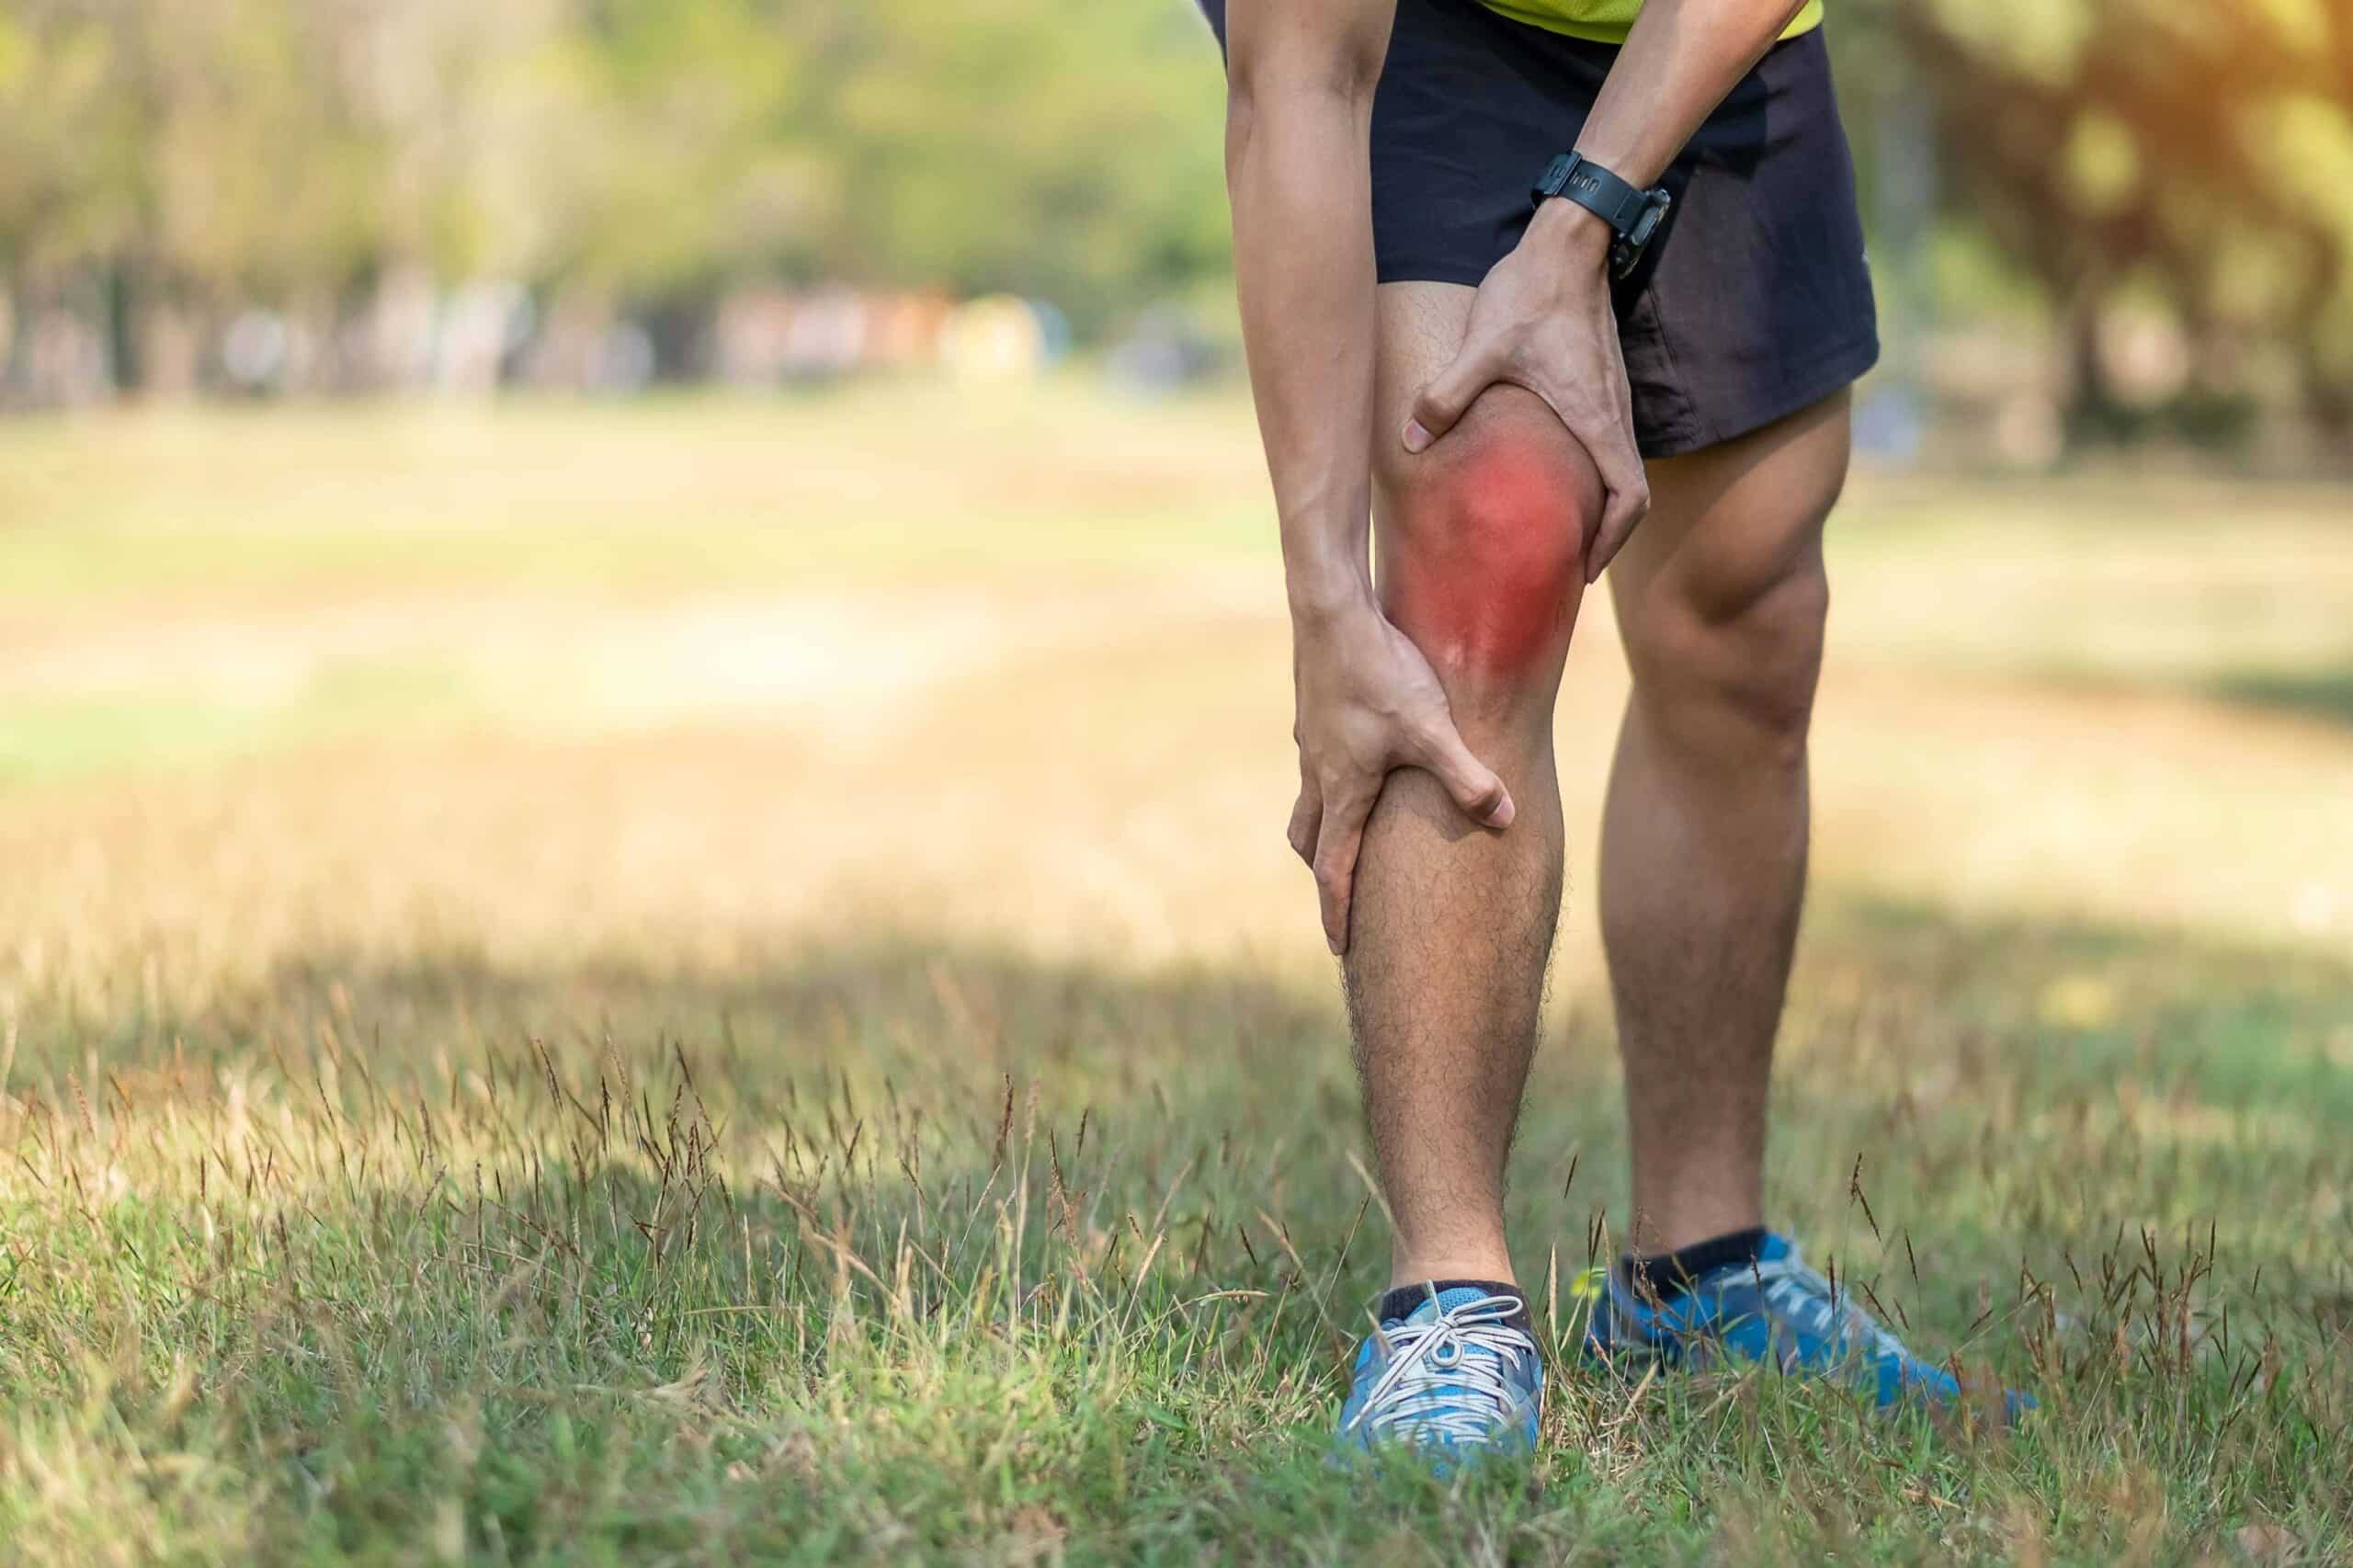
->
<box><xmin>1403</xmin><ymin>419</ymin><xmax>1430</xmax><ymax>453</ymax></box>
<box><xmin>1489</xmin><ymin>797</ymin><xmax>1516</xmax><ymax>828</ymax></box>
<box><xmin>1327</xmin><ymin>934</ymin><xmax>1343</xmax><ymax>956</ymax></box>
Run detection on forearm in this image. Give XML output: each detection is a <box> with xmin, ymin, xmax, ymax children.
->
<box><xmin>1224</xmin><ymin>62</ymin><xmax>1383</xmax><ymax>620</ymax></box>
<box><xmin>1573</xmin><ymin>0</ymin><xmax>1811</xmax><ymax>186</ymax></box>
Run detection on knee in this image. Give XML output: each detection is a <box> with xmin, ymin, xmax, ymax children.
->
<box><xmin>1376</xmin><ymin>387</ymin><xmax>1601</xmax><ymax>707</ymax></box>
<box><xmin>1622</xmin><ymin>547</ymin><xmax>1830</xmax><ymax>770</ymax></box>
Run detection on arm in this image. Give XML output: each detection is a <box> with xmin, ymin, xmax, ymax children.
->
<box><xmin>1225</xmin><ymin>0</ymin><xmax>1517</xmax><ymax>955</ymax></box>
<box><xmin>1573</xmin><ymin>0</ymin><xmax>1813</xmax><ymax>187</ymax></box>
<box><xmin>1403</xmin><ymin>0</ymin><xmax>1813</xmax><ymax>579</ymax></box>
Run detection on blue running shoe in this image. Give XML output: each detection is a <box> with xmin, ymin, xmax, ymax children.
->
<box><xmin>1336</xmin><ymin>1287</ymin><xmax>1542</xmax><ymax>1466</ymax></box>
<box><xmin>1580</xmin><ymin>1233</ymin><xmax>2030</xmax><ymax>1419</ymax></box>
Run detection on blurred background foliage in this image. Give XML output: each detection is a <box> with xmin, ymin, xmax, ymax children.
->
<box><xmin>1888</xmin><ymin>0</ymin><xmax>2353</xmax><ymax>448</ymax></box>
<box><xmin>1</xmin><ymin>0</ymin><xmax>2349</xmax><ymax>459</ymax></box>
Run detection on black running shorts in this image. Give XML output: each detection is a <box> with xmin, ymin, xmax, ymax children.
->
<box><xmin>1199</xmin><ymin>0</ymin><xmax>1881</xmax><ymax>458</ymax></box>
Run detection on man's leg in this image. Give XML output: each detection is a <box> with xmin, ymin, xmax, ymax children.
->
<box><xmin>1347</xmin><ymin>282</ymin><xmax>1601</xmax><ymax>1290</ymax></box>
<box><xmin>1597</xmin><ymin>392</ymin><xmax>1850</xmax><ymax>1256</ymax></box>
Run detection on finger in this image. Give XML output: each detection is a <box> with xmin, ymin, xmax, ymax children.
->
<box><xmin>1404</xmin><ymin>339</ymin><xmax>1506</xmax><ymax>453</ymax></box>
<box><xmin>1413</xmin><ymin>718</ymin><xmax>1515</xmax><ymax>829</ymax></box>
<box><xmin>1286</xmin><ymin>774</ymin><xmax>1322</xmax><ymax>867</ymax></box>
<box><xmin>1578</xmin><ymin>415</ymin><xmax>1651</xmax><ymax>584</ymax></box>
<box><xmin>1311</xmin><ymin>789</ymin><xmax>1375</xmax><ymax>956</ymax></box>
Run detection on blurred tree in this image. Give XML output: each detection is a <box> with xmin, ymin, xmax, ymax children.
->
<box><xmin>1</xmin><ymin>0</ymin><xmax>392</xmax><ymax>389</ymax></box>
<box><xmin>0</xmin><ymin>0</ymin><xmax>1226</xmax><ymax>395</ymax></box>
<box><xmin>1897</xmin><ymin>0</ymin><xmax>2353</xmax><ymax>441</ymax></box>
<box><xmin>794</xmin><ymin>0</ymin><xmax>1229</xmax><ymax>329</ymax></box>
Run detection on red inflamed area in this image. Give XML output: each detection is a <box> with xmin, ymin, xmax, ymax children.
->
<box><xmin>1382</xmin><ymin>418</ymin><xmax>1605</xmax><ymax>679</ymax></box>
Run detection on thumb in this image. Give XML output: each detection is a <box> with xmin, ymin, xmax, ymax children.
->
<box><xmin>1404</xmin><ymin>339</ymin><xmax>1502</xmax><ymax>454</ymax></box>
<box><xmin>1415</xmin><ymin>717</ymin><xmax>1516</xmax><ymax>829</ymax></box>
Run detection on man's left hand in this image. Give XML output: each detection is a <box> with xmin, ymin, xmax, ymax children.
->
<box><xmin>1400</xmin><ymin>200</ymin><xmax>1650</xmax><ymax>584</ymax></box>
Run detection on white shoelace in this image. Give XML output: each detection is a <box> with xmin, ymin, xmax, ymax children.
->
<box><xmin>1749</xmin><ymin>1244</ymin><xmax>1910</xmax><ymax>1369</ymax></box>
<box><xmin>1344</xmin><ymin>1293</ymin><xmax>1537</xmax><ymax>1443</ymax></box>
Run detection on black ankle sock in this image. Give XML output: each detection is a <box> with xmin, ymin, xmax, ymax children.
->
<box><xmin>1378</xmin><ymin>1278</ymin><xmax>1530</xmax><ymax>1334</ymax></box>
<box><xmin>1622</xmin><ymin>1226</ymin><xmax>1768</xmax><ymax>1301</ymax></box>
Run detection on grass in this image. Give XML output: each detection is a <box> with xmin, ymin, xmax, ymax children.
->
<box><xmin>1</xmin><ymin>382</ymin><xmax>2350</xmax><ymax>1562</ymax></box>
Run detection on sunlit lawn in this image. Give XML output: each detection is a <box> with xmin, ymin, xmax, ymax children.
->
<box><xmin>1</xmin><ymin>381</ymin><xmax>2348</xmax><ymax>1562</ymax></box>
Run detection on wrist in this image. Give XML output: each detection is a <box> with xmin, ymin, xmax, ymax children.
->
<box><xmin>1285</xmin><ymin>567</ymin><xmax>1376</xmax><ymax>628</ymax></box>
<box><xmin>1527</xmin><ymin>196</ymin><xmax>1613</xmax><ymax>269</ymax></box>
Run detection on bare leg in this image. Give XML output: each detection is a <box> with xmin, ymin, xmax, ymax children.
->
<box><xmin>1599</xmin><ymin>392</ymin><xmax>1852</xmax><ymax>1255</ymax></box>
<box><xmin>1347</xmin><ymin>283</ymin><xmax>1602</xmax><ymax>1289</ymax></box>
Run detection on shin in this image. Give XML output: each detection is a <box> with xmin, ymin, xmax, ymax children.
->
<box><xmin>1600</xmin><ymin>392</ymin><xmax>1848</xmax><ymax>1256</ymax></box>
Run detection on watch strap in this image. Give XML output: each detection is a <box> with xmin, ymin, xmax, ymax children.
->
<box><xmin>1530</xmin><ymin>152</ymin><xmax>1672</xmax><ymax>278</ymax></box>
<box><xmin>1531</xmin><ymin>152</ymin><xmax>1648</xmax><ymax>233</ymax></box>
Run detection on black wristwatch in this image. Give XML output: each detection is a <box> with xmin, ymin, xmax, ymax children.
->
<box><xmin>1530</xmin><ymin>151</ymin><xmax>1672</xmax><ymax>279</ymax></box>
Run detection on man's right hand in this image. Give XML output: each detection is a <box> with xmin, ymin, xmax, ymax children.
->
<box><xmin>1287</xmin><ymin>595</ymin><xmax>1516</xmax><ymax>954</ymax></box>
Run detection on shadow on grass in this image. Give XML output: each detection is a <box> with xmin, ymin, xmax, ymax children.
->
<box><xmin>21</xmin><ymin>886</ymin><xmax>2353</xmax><ymax>1137</ymax></box>
<box><xmin>260</xmin><ymin>893</ymin><xmax>2353</xmax><ymax>1118</ymax></box>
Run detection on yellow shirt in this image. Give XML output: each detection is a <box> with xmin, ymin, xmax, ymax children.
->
<box><xmin>1475</xmin><ymin>0</ymin><xmax>1822</xmax><ymax>46</ymax></box>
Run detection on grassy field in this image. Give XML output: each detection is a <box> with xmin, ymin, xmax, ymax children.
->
<box><xmin>2</xmin><ymin>381</ymin><xmax>2350</xmax><ymax>1562</ymax></box>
